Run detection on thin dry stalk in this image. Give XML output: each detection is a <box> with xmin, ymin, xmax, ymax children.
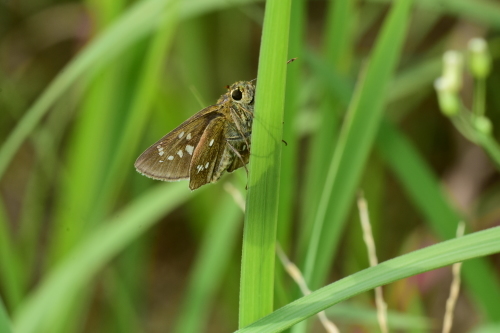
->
<box><xmin>442</xmin><ymin>221</ymin><xmax>465</xmax><ymax>333</ymax></box>
<box><xmin>224</xmin><ymin>182</ymin><xmax>246</xmax><ymax>211</ymax></box>
<box><xmin>276</xmin><ymin>243</ymin><xmax>340</xmax><ymax>333</ymax></box>
<box><xmin>357</xmin><ymin>191</ymin><xmax>388</xmax><ymax>333</ymax></box>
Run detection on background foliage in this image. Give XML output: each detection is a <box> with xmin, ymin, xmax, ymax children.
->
<box><xmin>1</xmin><ymin>0</ymin><xmax>500</xmax><ymax>332</ymax></box>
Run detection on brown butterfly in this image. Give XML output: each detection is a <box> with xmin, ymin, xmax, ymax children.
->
<box><xmin>134</xmin><ymin>80</ymin><xmax>255</xmax><ymax>190</ymax></box>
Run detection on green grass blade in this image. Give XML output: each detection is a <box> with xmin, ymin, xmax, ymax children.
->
<box><xmin>472</xmin><ymin>324</ymin><xmax>500</xmax><ymax>333</ymax></box>
<box><xmin>304</xmin><ymin>0</ymin><xmax>413</xmax><ymax>290</ymax></box>
<box><xmin>312</xmin><ymin>51</ymin><xmax>500</xmax><ymax>319</ymax></box>
<box><xmin>305</xmin><ymin>24</ymin><xmax>500</xmax><ymax>320</ymax></box>
<box><xmin>326</xmin><ymin>303</ymin><xmax>431</xmax><ymax>330</ymax></box>
<box><xmin>274</xmin><ymin>0</ymin><xmax>306</xmax><ymax>311</ymax></box>
<box><xmin>370</xmin><ymin>0</ymin><xmax>500</xmax><ymax>29</ymax></box>
<box><xmin>48</xmin><ymin>1</ymin><xmax>181</xmax><ymax>265</ymax></box>
<box><xmin>0</xmin><ymin>201</ymin><xmax>23</xmax><ymax>310</ymax></box>
<box><xmin>237</xmin><ymin>226</ymin><xmax>500</xmax><ymax>332</ymax></box>
<box><xmin>12</xmin><ymin>182</ymin><xmax>194</xmax><ymax>333</ymax></box>
<box><xmin>323</xmin><ymin>0</ymin><xmax>355</xmax><ymax>66</ymax></box>
<box><xmin>299</xmin><ymin>0</ymin><xmax>355</xmax><ymax>267</ymax></box>
<box><xmin>477</xmin><ymin>133</ymin><xmax>500</xmax><ymax>169</ymax></box>
<box><xmin>102</xmin><ymin>269</ymin><xmax>143</xmax><ymax>333</ymax></box>
<box><xmin>95</xmin><ymin>2</ymin><xmax>180</xmax><ymax>216</ymax></box>
<box><xmin>293</xmin><ymin>1</ymin><xmax>355</xmax><ymax>330</ymax></box>
<box><xmin>174</xmin><ymin>194</ymin><xmax>242</xmax><ymax>333</ymax></box>
<box><xmin>387</xmin><ymin>56</ymin><xmax>442</xmax><ymax>104</ymax></box>
<box><xmin>277</xmin><ymin>0</ymin><xmax>306</xmax><ymax>251</ymax></box>
<box><xmin>239</xmin><ymin>0</ymin><xmax>291</xmax><ymax>327</ymax></box>
<box><xmin>0</xmin><ymin>0</ymin><xmax>170</xmax><ymax>180</ymax></box>
<box><xmin>48</xmin><ymin>68</ymin><xmax>123</xmax><ymax>264</ymax></box>
<box><xmin>376</xmin><ymin>120</ymin><xmax>500</xmax><ymax>321</ymax></box>
<box><xmin>0</xmin><ymin>298</ymin><xmax>12</xmax><ymax>333</ymax></box>
<box><xmin>0</xmin><ymin>0</ymin><xmax>259</xmax><ymax>181</ymax></box>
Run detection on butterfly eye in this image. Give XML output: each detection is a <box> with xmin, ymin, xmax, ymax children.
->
<box><xmin>231</xmin><ymin>89</ymin><xmax>243</xmax><ymax>101</ymax></box>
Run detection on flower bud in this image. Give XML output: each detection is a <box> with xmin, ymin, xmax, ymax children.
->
<box><xmin>473</xmin><ymin>115</ymin><xmax>492</xmax><ymax>135</ymax></box>
<box><xmin>434</xmin><ymin>77</ymin><xmax>460</xmax><ymax>116</ymax></box>
<box><xmin>468</xmin><ymin>38</ymin><xmax>491</xmax><ymax>79</ymax></box>
<box><xmin>442</xmin><ymin>51</ymin><xmax>463</xmax><ymax>92</ymax></box>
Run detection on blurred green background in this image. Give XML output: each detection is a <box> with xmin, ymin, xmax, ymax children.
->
<box><xmin>1</xmin><ymin>0</ymin><xmax>500</xmax><ymax>332</ymax></box>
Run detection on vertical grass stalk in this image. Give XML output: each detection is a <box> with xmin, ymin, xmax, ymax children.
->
<box><xmin>239</xmin><ymin>0</ymin><xmax>291</xmax><ymax>327</ymax></box>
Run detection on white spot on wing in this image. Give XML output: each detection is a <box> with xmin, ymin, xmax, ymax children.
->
<box><xmin>205</xmin><ymin>162</ymin><xmax>209</xmax><ymax>169</ymax></box>
<box><xmin>177</xmin><ymin>150</ymin><xmax>183</xmax><ymax>158</ymax></box>
<box><xmin>157</xmin><ymin>145</ymin><xmax>165</xmax><ymax>156</ymax></box>
<box><xmin>159</xmin><ymin>160</ymin><xmax>164</xmax><ymax>163</ymax></box>
<box><xmin>178</xmin><ymin>131</ymin><xmax>185</xmax><ymax>139</ymax></box>
<box><xmin>209</xmin><ymin>139</ymin><xmax>214</xmax><ymax>147</ymax></box>
<box><xmin>167</xmin><ymin>155</ymin><xmax>174</xmax><ymax>160</ymax></box>
<box><xmin>185</xmin><ymin>145</ymin><xmax>194</xmax><ymax>155</ymax></box>
<box><xmin>186</xmin><ymin>133</ymin><xmax>192</xmax><ymax>140</ymax></box>
<box><xmin>196</xmin><ymin>165</ymin><xmax>204</xmax><ymax>173</ymax></box>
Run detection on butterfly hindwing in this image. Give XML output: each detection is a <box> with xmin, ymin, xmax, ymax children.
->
<box><xmin>188</xmin><ymin>117</ymin><xmax>228</xmax><ymax>190</ymax></box>
<box><xmin>134</xmin><ymin>106</ymin><xmax>222</xmax><ymax>181</ymax></box>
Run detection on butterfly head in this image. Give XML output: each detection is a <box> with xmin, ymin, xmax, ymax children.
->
<box><xmin>228</xmin><ymin>81</ymin><xmax>255</xmax><ymax>106</ymax></box>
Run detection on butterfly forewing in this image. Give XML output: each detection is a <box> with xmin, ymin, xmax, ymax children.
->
<box><xmin>134</xmin><ymin>105</ymin><xmax>222</xmax><ymax>181</ymax></box>
<box><xmin>188</xmin><ymin>117</ymin><xmax>228</xmax><ymax>190</ymax></box>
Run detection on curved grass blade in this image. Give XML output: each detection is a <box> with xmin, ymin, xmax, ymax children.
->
<box><xmin>376</xmin><ymin>120</ymin><xmax>500</xmax><ymax>321</ymax></box>
<box><xmin>308</xmin><ymin>37</ymin><xmax>500</xmax><ymax>323</ymax></box>
<box><xmin>303</xmin><ymin>0</ymin><xmax>413</xmax><ymax>290</ymax></box>
<box><xmin>237</xmin><ymin>226</ymin><xmax>500</xmax><ymax>332</ymax></box>
<box><xmin>0</xmin><ymin>0</ymin><xmax>259</xmax><ymax>181</ymax></box>
<box><xmin>0</xmin><ymin>0</ymin><xmax>171</xmax><ymax>180</ymax></box>
<box><xmin>12</xmin><ymin>182</ymin><xmax>194</xmax><ymax>333</ymax></box>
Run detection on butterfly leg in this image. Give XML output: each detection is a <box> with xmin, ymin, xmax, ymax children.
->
<box><xmin>229</xmin><ymin>109</ymin><xmax>252</xmax><ymax>151</ymax></box>
<box><xmin>227</xmin><ymin>141</ymin><xmax>249</xmax><ymax>190</ymax></box>
<box><xmin>226</xmin><ymin>141</ymin><xmax>249</xmax><ymax>177</ymax></box>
